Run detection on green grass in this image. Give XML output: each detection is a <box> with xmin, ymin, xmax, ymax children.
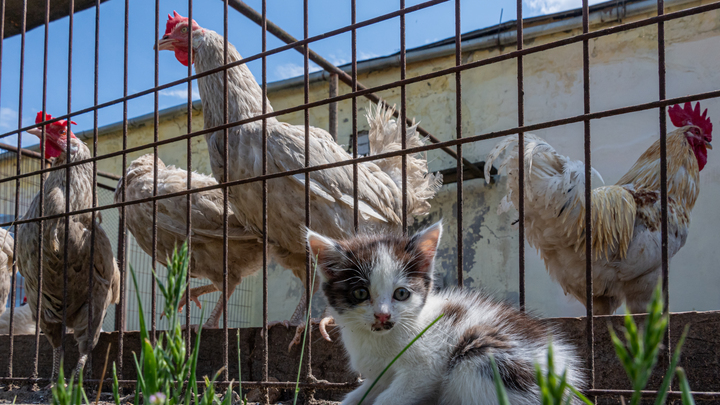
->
<box><xmin>489</xmin><ymin>283</ymin><xmax>695</xmax><ymax>405</ymax></box>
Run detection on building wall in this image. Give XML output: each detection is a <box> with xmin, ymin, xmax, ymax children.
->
<box><xmin>2</xmin><ymin>0</ymin><xmax>719</xmax><ymax>324</ymax></box>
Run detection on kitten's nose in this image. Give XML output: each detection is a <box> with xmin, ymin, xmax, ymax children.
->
<box><xmin>374</xmin><ymin>312</ymin><xmax>391</xmax><ymax>324</ymax></box>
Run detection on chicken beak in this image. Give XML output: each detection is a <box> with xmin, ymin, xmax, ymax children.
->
<box><xmin>155</xmin><ymin>36</ymin><xmax>174</xmax><ymax>51</ymax></box>
<box><xmin>706</xmin><ymin>141</ymin><xmax>712</xmax><ymax>150</ymax></box>
<box><xmin>26</xmin><ymin>128</ymin><xmax>43</xmax><ymax>137</ymax></box>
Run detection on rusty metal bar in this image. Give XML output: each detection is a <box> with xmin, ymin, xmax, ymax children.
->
<box><xmin>151</xmin><ymin>0</ymin><xmax>159</xmax><ymax>344</ymax></box>
<box><xmin>222</xmin><ymin>0</ymin><xmax>230</xmax><ymax>383</ymax></box>
<box><xmin>328</xmin><ymin>73</ymin><xmax>338</xmax><ymax>141</ymax></box>
<box><xmin>3</xmin><ymin>1</ymin><xmax>720</xmax><ymax>184</ymax></box>
<box><xmin>454</xmin><ymin>0</ymin><xmax>463</xmax><ymax>289</ymax></box>
<box><xmin>3</xmin><ymin>86</ymin><xmax>720</xmax><ymax>230</ymax></box>
<box><xmin>352</xmin><ymin>0</ymin><xmax>358</xmax><ymax>232</ymax></box>
<box><xmin>657</xmin><ymin>0</ymin><xmax>671</xmax><ymax>372</ymax></box>
<box><xmin>400</xmin><ymin>0</ymin><xmax>408</xmax><ymax>236</ymax></box>
<box><xmin>4</xmin><ymin>0</ymin><xmax>719</xmax><ymax>149</ymax></box>
<box><xmin>8</xmin><ymin>0</ymin><xmax>25</xmax><ymax>380</ymax></box>
<box><xmin>302</xmin><ymin>0</ymin><xmax>313</xmax><ymax>396</ymax></box>
<box><xmin>85</xmin><ymin>0</ymin><xmax>100</xmax><ymax>377</ymax></box>
<box><xmin>261</xmin><ymin>0</ymin><xmax>269</xmax><ymax>400</ymax></box>
<box><xmin>516</xmin><ymin>0</ymin><xmax>525</xmax><ymax>311</ymax></box>
<box><xmin>225</xmin><ymin>0</ymin><xmax>483</xmax><ymax>178</ymax></box>
<box><xmin>60</xmin><ymin>0</ymin><xmax>74</xmax><ymax>367</ymax></box>
<box><xmin>582</xmin><ymin>0</ymin><xmax>596</xmax><ymax>392</ymax></box>
<box><xmin>185</xmin><ymin>0</ymin><xmax>194</xmax><ymax>352</ymax></box>
<box><xmin>115</xmin><ymin>0</ymin><xmax>128</xmax><ymax>377</ymax></box>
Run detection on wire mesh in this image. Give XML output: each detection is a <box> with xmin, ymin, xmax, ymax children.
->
<box><xmin>0</xmin><ymin>0</ymin><xmax>717</xmax><ymax>402</ymax></box>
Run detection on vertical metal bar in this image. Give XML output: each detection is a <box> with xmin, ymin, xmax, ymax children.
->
<box><xmin>85</xmin><ymin>0</ymin><xmax>101</xmax><ymax>377</ymax></box>
<box><xmin>454</xmin><ymin>0</ymin><xmax>463</xmax><ymax>289</ymax></box>
<box><xmin>116</xmin><ymin>0</ymin><xmax>129</xmax><ymax>377</ymax></box>
<box><xmin>151</xmin><ymin>0</ymin><xmax>160</xmax><ymax>344</ymax></box>
<box><xmin>400</xmin><ymin>0</ymin><xmax>408</xmax><ymax>235</ymax></box>
<box><xmin>30</xmin><ymin>0</ymin><xmax>48</xmax><ymax>382</ymax></box>
<box><xmin>222</xmin><ymin>0</ymin><xmax>230</xmax><ymax>383</ymax></box>
<box><xmin>328</xmin><ymin>74</ymin><xmax>338</xmax><ymax>141</ymax></box>
<box><xmin>185</xmin><ymin>0</ymin><xmax>194</xmax><ymax>351</ymax></box>
<box><xmin>62</xmin><ymin>0</ymin><xmax>75</xmax><ymax>365</ymax></box>
<box><xmin>303</xmin><ymin>0</ymin><xmax>313</xmax><ymax>388</ymax></box>
<box><xmin>352</xmin><ymin>0</ymin><xmax>359</xmax><ymax>233</ymax></box>
<box><xmin>657</xmin><ymin>0</ymin><xmax>671</xmax><ymax>364</ymax></box>
<box><xmin>261</xmin><ymin>0</ymin><xmax>269</xmax><ymax>400</ymax></box>
<box><xmin>582</xmin><ymin>0</ymin><xmax>596</xmax><ymax>392</ymax></box>
<box><xmin>516</xmin><ymin>0</ymin><xmax>525</xmax><ymax>311</ymax></box>
<box><xmin>8</xmin><ymin>0</ymin><xmax>26</xmax><ymax>380</ymax></box>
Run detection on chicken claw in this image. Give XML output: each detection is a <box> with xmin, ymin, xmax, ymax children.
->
<box><xmin>287</xmin><ymin>316</ymin><xmax>335</xmax><ymax>352</ymax></box>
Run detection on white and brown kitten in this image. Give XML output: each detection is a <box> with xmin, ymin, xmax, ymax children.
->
<box><xmin>307</xmin><ymin>221</ymin><xmax>585</xmax><ymax>405</ymax></box>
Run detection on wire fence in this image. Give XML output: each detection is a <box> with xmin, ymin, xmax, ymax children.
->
<box><xmin>0</xmin><ymin>0</ymin><xmax>718</xmax><ymax>402</ymax></box>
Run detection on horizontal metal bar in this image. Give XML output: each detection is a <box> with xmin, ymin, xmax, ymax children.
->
<box><xmin>586</xmin><ymin>389</ymin><xmax>720</xmax><ymax>400</ymax></box>
<box><xmin>0</xmin><ymin>376</ymin><xmax>359</xmax><ymax>391</ymax></box>
<box><xmin>1</xmin><ymin>84</ymin><xmax>718</xmax><ymax>218</ymax></box>
<box><xmin>1</xmin><ymin>0</ymin><xmax>716</xmax><ymax>146</ymax></box>
<box><xmin>0</xmin><ymin>0</ymin><xmax>446</xmax><ymax>142</ymax></box>
<box><xmin>0</xmin><ymin>141</ymin><xmax>120</xmax><ymax>181</ymax></box>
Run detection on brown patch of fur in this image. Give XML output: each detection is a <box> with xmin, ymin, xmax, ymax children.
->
<box><xmin>443</xmin><ymin>302</ymin><xmax>468</xmax><ymax>326</ymax></box>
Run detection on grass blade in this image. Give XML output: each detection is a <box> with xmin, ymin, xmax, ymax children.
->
<box><xmin>357</xmin><ymin>313</ymin><xmax>444</xmax><ymax>405</ymax></box>
<box><xmin>491</xmin><ymin>355</ymin><xmax>511</xmax><ymax>405</ymax></box>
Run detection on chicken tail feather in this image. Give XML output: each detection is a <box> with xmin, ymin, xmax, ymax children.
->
<box><xmin>365</xmin><ymin>102</ymin><xmax>443</xmax><ymax>221</ymax></box>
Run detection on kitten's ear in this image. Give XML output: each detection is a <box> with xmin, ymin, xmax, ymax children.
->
<box><xmin>306</xmin><ymin>229</ymin><xmax>341</xmax><ymax>279</ymax></box>
<box><xmin>408</xmin><ymin>221</ymin><xmax>443</xmax><ymax>267</ymax></box>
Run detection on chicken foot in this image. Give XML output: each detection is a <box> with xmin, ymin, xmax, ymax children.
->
<box><xmin>180</xmin><ymin>285</ymin><xmax>236</xmax><ymax>331</ymax></box>
<box><xmin>287</xmin><ymin>289</ymin><xmax>334</xmax><ymax>352</ymax></box>
<box><xmin>46</xmin><ymin>347</ymin><xmax>62</xmax><ymax>389</ymax></box>
<box><xmin>178</xmin><ymin>284</ymin><xmax>219</xmax><ymax>312</ymax></box>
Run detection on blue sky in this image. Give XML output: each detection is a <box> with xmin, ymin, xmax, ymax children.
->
<box><xmin>0</xmin><ymin>0</ymin><xmax>601</xmax><ymax>147</ymax></box>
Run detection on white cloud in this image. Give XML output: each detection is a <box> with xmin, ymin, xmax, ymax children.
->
<box><xmin>524</xmin><ymin>0</ymin><xmax>603</xmax><ymax>15</ymax></box>
<box><xmin>0</xmin><ymin>107</ymin><xmax>19</xmax><ymax>130</ymax></box>
<box><xmin>274</xmin><ymin>63</ymin><xmax>322</xmax><ymax>80</ymax></box>
<box><xmin>358</xmin><ymin>51</ymin><xmax>380</xmax><ymax>61</ymax></box>
<box><xmin>160</xmin><ymin>88</ymin><xmax>200</xmax><ymax>100</ymax></box>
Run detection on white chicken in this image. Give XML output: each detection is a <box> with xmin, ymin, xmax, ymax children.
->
<box><xmin>156</xmin><ymin>12</ymin><xmax>442</xmax><ymax>341</ymax></box>
<box><xmin>485</xmin><ymin>102</ymin><xmax>712</xmax><ymax>314</ymax></box>
<box><xmin>17</xmin><ymin>113</ymin><xmax>121</xmax><ymax>382</ymax></box>
<box><xmin>116</xmin><ymin>154</ymin><xmax>264</xmax><ymax>329</ymax></box>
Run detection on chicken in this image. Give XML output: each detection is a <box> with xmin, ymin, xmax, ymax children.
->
<box><xmin>116</xmin><ymin>154</ymin><xmax>264</xmax><ymax>329</ymax></box>
<box><xmin>485</xmin><ymin>102</ymin><xmax>712</xmax><ymax>314</ymax></box>
<box><xmin>0</xmin><ymin>228</ymin><xmax>14</xmax><ymax>318</ymax></box>
<box><xmin>17</xmin><ymin>112</ymin><xmax>121</xmax><ymax>382</ymax></box>
<box><xmin>0</xmin><ymin>303</ymin><xmax>36</xmax><ymax>335</ymax></box>
<box><xmin>156</xmin><ymin>12</ymin><xmax>442</xmax><ymax>340</ymax></box>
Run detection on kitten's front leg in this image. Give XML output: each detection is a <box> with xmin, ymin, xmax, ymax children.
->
<box><xmin>372</xmin><ymin>372</ymin><xmax>438</xmax><ymax>405</ymax></box>
<box><xmin>341</xmin><ymin>377</ymin><xmax>390</xmax><ymax>405</ymax></box>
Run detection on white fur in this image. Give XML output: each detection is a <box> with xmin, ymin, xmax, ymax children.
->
<box><xmin>313</xmin><ymin>223</ymin><xmax>585</xmax><ymax>405</ymax></box>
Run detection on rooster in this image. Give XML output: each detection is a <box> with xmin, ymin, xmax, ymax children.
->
<box><xmin>156</xmin><ymin>12</ymin><xmax>442</xmax><ymax>341</ymax></box>
<box><xmin>0</xmin><ymin>228</ymin><xmax>14</xmax><ymax>318</ymax></box>
<box><xmin>17</xmin><ymin>113</ymin><xmax>121</xmax><ymax>382</ymax></box>
<box><xmin>485</xmin><ymin>102</ymin><xmax>712</xmax><ymax>314</ymax></box>
<box><xmin>116</xmin><ymin>154</ymin><xmax>264</xmax><ymax>329</ymax></box>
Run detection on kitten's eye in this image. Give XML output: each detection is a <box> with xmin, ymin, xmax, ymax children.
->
<box><xmin>393</xmin><ymin>287</ymin><xmax>411</xmax><ymax>301</ymax></box>
<box><xmin>351</xmin><ymin>288</ymin><xmax>368</xmax><ymax>301</ymax></box>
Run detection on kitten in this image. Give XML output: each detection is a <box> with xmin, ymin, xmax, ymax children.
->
<box><xmin>307</xmin><ymin>221</ymin><xmax>585</xmax><ymax>405</ymax></box>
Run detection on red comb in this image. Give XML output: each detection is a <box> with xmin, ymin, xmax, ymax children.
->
<box><xmin>165</xmin><ymin>10</ymin><xmax>200</xmax><ymax>35</ymax></box>
<box><xmin>35</xmin><ymin>112</ymin><xmax>77</xmax><ymax>128</ymax></box>
<box><xmin>668</xmin><ymin>102</ymin><xmax>712</xmax><ymax>141</ymax></box>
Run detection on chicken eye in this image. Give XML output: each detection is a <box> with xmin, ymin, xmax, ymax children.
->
<box><xmin>351</xmin><ymin>287</ymin><xmax>368</xmax><ymax>301</ymax></box>
<box><xmin>181</xmin><ymin>27</ymin><xmax>188</xmax><ymax>33</ymax></box>
<box><xmin>393</xmin><ymin>287</ymin><xmax>410</xmax><ymax>301</ymax></box>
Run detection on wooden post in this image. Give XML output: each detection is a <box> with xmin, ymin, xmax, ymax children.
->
<box><xmin>328</xmin><ymin>73</ymin><xmax>339</xmax><ymax>141</ymax></box>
